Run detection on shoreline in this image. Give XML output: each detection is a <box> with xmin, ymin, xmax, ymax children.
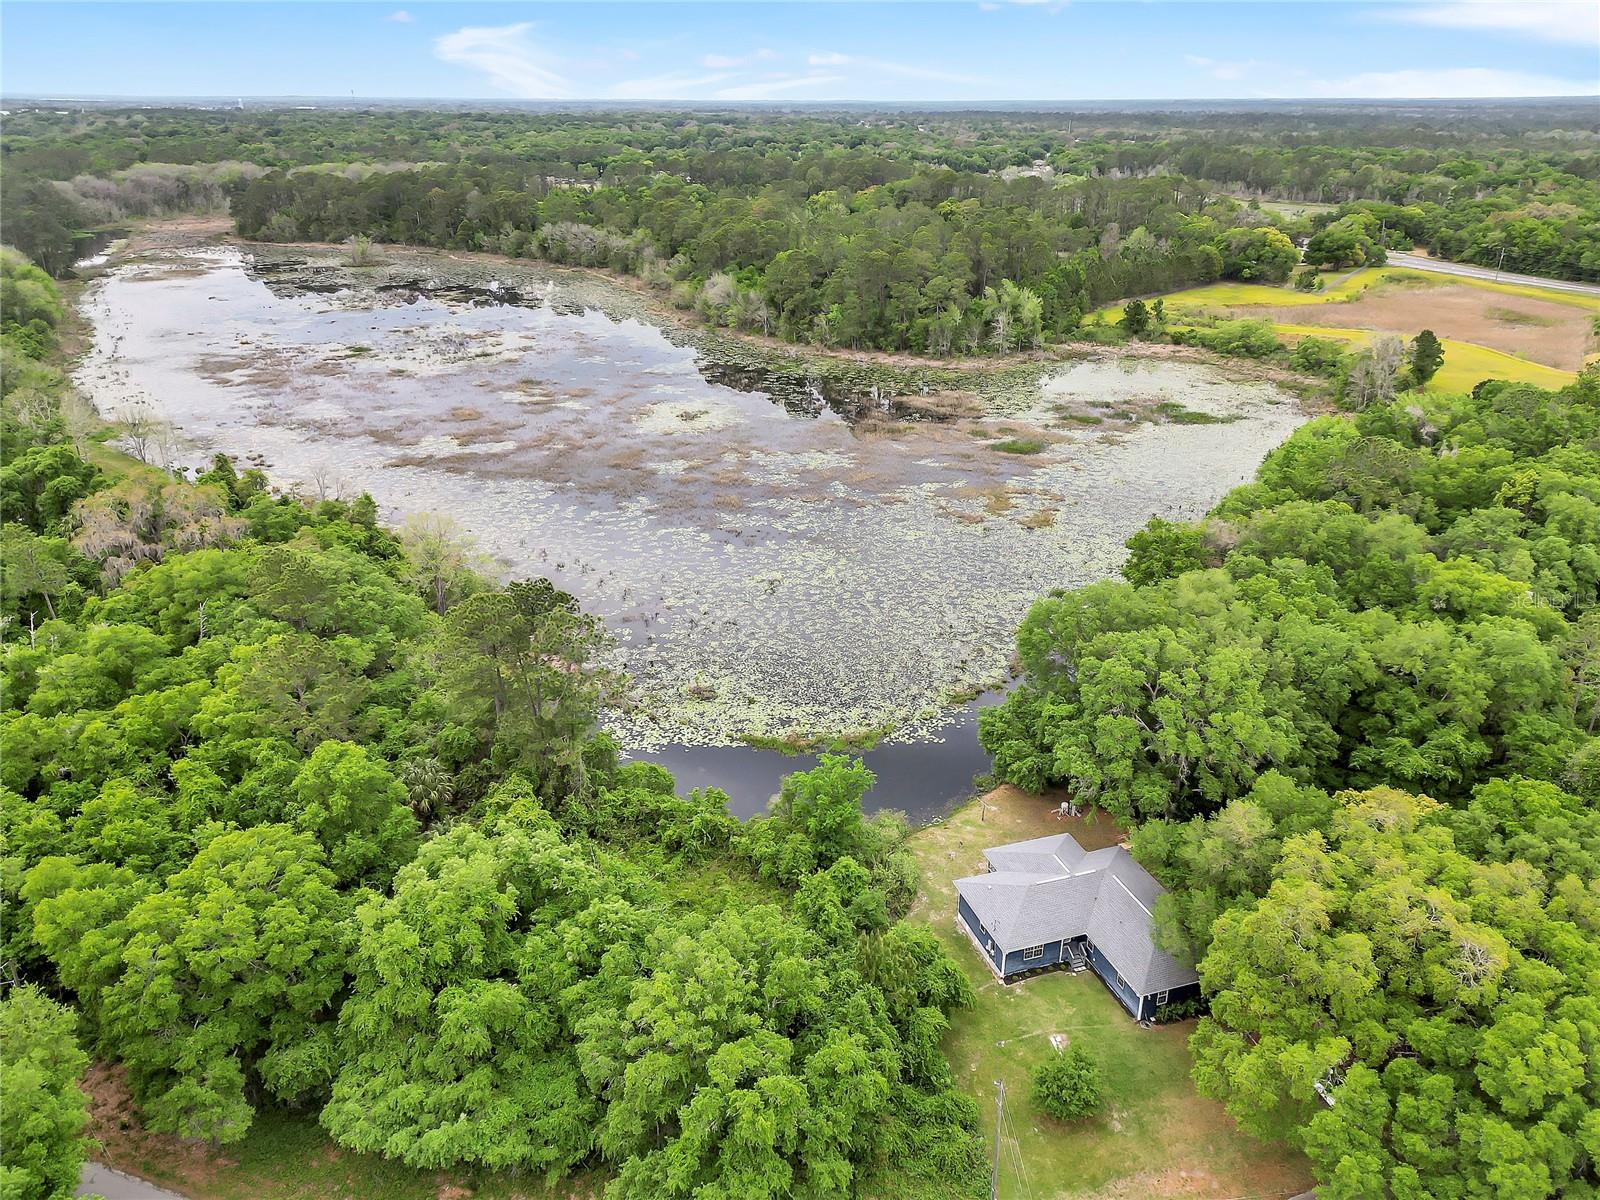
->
<box><xmin>101</xmin><ymin>215</ymin><xmax>1331</xmax><ymax>400</ymax></box>
<box><xmin>77</xmin><ymin>219</ymin><xmax>1311</xmax><ymax>768</ymax></box>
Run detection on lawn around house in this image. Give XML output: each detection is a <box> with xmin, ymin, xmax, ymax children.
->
<box><xmin>904</xmin><ymin>787</ymin><xmax>1314</xmax><ymax>1200</ymax></box>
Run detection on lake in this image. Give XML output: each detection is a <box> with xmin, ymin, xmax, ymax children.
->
<box><xmin>74</xmin><ymin>232</ymin><xmax>1306</xmax><ymax>816</ymax></box>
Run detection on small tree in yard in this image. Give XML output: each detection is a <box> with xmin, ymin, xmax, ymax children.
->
<box><xmin>1410</xmin><ymin>329</ymin><xmax>1444</xmax><ymax>385</ymax></box>
<box><xmin>1031</xmin><ymin>1045</ymin><xmax>1104</xmax><ymax>1121</ymax></box>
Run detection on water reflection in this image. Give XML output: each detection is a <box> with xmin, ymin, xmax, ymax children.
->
<box><xmin>627</xmin><ymin>693</ymin><xmax>1003</xmax><ymax>823</ymax></box>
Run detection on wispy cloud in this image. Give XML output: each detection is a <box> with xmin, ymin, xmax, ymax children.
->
<box><xmin>806</xmin><ymin>51</ymin><xmax>982</xmax><ymax>85</ymax></box>
<box><xmin>434</xmin><ymin>23</ymin><xmax>569</xmax><ymax>98</ymax></box>
<box><xmin>701</xmin><ymin>48</ymin><xmax>777</xmax><ymax>69</ymax></box>
<box><xmin>1379</xmin><ymin>2</ymin><xmax>1599</xmax><ymax>44</ymax></box>
<box><xmin>1184</xmin><ymin>54</ymin><xmax>1261</xmax><ymax>82</ymax></box>
<box><xmin>385</xmin><ymin>10</ymin><xmax>414</xmax><ymax>23</ymax></box>
<box><xmin>978</xmin><ymin>0</ymin><xmax>1070</xmax><ymax>11</ymax></box>
<box><xmin>714</xmin><ymin>74</ymin><xmax>846</xmax><ymax>102</ymax></box>
<box><xmin>1310</xmin><ymin>66</ymin><xmax>1597</xmax><ymax>98</ymax></box>
<box><xmin>610</xmin><ymin>71</ymin><xmax>733</xmax><ymax>100</ymax></box>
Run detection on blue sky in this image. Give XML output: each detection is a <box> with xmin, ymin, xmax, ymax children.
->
<box><xmin>3</xmin><ymin>1</ymin><xmax>1596</xmax><ymax>102</ymax></box>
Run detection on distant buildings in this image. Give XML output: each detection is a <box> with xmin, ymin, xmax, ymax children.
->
<box><xmin>955</xmin><ymin>831</ymin><xmax>1200</xmax><ymax>1022</ymax></box>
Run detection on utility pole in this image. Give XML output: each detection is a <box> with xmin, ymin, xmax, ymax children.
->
<box><xmin>1494</xmin><ymin>243</ymin><xmax>1507</xmax><ymax>282</ymax></box>
<box><xmin>991</xmin><ymin>1079</ymin><xmax>1005</xmax><ymax>1200</ymax></box>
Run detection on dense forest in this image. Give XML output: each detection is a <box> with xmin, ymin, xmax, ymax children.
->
<box><xmin>981</xmin><ymin>365</ymin><xmax>1600</xmax><ymax>1194</ymax></box>
<box><xmin>4</xmin><ymin>103</ymin><xmax>1596</xmax><ymax>339</ymax></box>
<box><xmin>0</xmin><ymin>250</ymin><xmax>985</xmax><ymax>1199</ymax></box>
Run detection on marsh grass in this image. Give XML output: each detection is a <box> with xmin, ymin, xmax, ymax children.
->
<box><xmin>991</xmin><ymin>437</ymin><xmax>1048</xmax><ymax>454</ymax></box>
<box><xmin>1155</xmin><ymin>401</ymin><xmax>1240</xmax><ymax>425</ymax></box>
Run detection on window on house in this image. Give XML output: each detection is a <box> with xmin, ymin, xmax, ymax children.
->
<box><xmin>1115</xmin><ymin>971</ymin><xmax>1128</xmax><ymax>990</ymax></box>
<box><xmin>1155</xmin><ymin>990</ymin><xmax>1169</xmax><ymax>1006</ymax></box>
<box><xmin>1022</xmin><ymin>945</ymin><xmax>1045</xmax><ymax>961</ymax></box>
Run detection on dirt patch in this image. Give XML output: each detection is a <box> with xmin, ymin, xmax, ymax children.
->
<box><xmin>1255</xmin><ymin>281</ymin><xmax>1592</xmax><ymax>369</ymax></box>
<box><xmin>82</xmin><ymin>1061</ymin><xmax>235</xmax><ymax>1189</ymax></box>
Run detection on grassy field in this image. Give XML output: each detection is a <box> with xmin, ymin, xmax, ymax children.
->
<box><xmin>1223</xmin><ymin>196</ymin><xmax>1337</xmax><ymax>220</ymax></box>
<box><xmin>1096</xmin><ymin>267</ymin><xmax>1600</xmax><ymax>324</ymax></box>
<box><xmin>1265</xmin><ymin>323</ymin><xmax>1578</xmax><ymax>394</ymax></box>
<box><xmin>904</xmin><ymin>787</ymin><xmax>1313</xmax><ymax>1200</ymax></box>
<box><xmin>1092</xmin><ymin>266</ymin><xmax>1593</xmax><ymax>394</ymax></box>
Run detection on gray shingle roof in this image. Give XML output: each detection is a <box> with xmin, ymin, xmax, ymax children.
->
<box><xmin>955</xmin><ymin>831</ymin><xmax>1199</xmax><ymax>997</ymax></box>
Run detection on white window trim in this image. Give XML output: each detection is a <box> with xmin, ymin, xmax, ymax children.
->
<box><xmin>1022</xmin><ymin>944</ymin><xmax>1045</xmax><ymax>962</ymax></box>
<box><xmin>1155</xmin><ymin>990</ymin><xmax>1169</xmax><ymax>1006</ymax></box>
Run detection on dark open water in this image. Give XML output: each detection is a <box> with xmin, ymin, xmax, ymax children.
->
<box><xmin>626</xmin><ymin>692</ymin><xmax>1003</xmax><ymax>822</ymax></box>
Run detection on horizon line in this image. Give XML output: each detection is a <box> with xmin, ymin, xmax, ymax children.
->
<box><xmin>6</xmin><ymin>93</ymin><xmax>1598</xmax><ymax>104</ymax></box>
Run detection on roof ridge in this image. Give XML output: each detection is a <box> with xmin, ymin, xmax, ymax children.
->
<box><xmin>1109</xmin><ymin>870</ymin><xmax>1152</xmax><ymax>917</ymax></box>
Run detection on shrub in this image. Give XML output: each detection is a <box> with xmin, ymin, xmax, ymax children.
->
<box><xmin>1189</xmin><ymin>318</ymin><xmax>1280</xmax><ymax>358</ymax></box>
<box><xmin>1030</xmin><ymin>1044</ymin><xmax>1104</xmax><ymax>1120</ymax></box>
<box><xmin>1289</xmin><ymin>337</ymin><xmax>1349</xmax><ymax>378</ymax></box>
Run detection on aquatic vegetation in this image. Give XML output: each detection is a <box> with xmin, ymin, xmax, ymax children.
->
<box><xmin>75</xmin><ymin>241</ymin><xmax>1305</xmax><ymax>751</ymax></box>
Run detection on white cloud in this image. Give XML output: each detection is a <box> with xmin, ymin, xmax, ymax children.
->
<box><xmin>1380</xmin><ymin>2</ymin><xmax>1599</xmax><ymax>44</ymax></box>
<box><xmin>610</xmin><ymin>71</ymin><xmax>733</xmax><ymax>100</ymax></box>
<box><xmin>808</xmin><ymin>52</ymin><xmax>852</xmax><ymax>67</ymax></box>
<box><xmin>701</xmin><ymin>48</ymin><xmax>777</xmax><ymax>69</ymax></box>
<box><xmin>1310</xmin><ymin>66</ymin><xmax>1597</xmax><ymax>98</ymax></box>
<box><xmin>434</xmin><ymin>22</ymin><xmax>570</xmax><ymax>98</ymax></box>
<box><xmin>714</xmin><ymin>74</ymin><xmax>846</xmax><ymax>102</ymax></box>
<box><xmin>386</xmin><ymin>10</ymin><xmax>414</xmax><ymax>23</ymax></box>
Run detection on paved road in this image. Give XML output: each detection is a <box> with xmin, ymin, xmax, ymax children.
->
<box><xmin>78</xmin><ymin>1163</ymin><xmax>188</xmax><ymax>1200</ymax></box>
<box><xmin>1384</xmin><ymin>251</ymin><xmax>1600</xmax><ymax>298</ymax></box>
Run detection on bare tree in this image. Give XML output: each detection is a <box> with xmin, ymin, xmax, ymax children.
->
<box><xmin>118</xmin><ymin>401</ymin><xmax>165</xmax><ymax>463</ymax></box>
<box><xmin>399</xmin><ymin>512</ymin><xmax>485</xmax><ymax>615</ymax></box>
<box><xmin>1344</xmin><ymin>335</ymin><xmax>1404</xmax><ymax>409</ymax></box>
<box><xmin>304</xmin><ymin>461</ymin><xmax>349</xmax><ymax>503</ymax></box>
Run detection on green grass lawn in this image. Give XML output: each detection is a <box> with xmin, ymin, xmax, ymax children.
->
<box><xmin>904</xmin><ymin>787</ymin><xmax>1313</xmax><ymax>1200</ymax></box>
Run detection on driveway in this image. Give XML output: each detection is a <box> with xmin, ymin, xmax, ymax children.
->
<box><xmin>1384</xmin><ymin>251</ymin><xmax>1600</xmax><ymax>298</ymax></box>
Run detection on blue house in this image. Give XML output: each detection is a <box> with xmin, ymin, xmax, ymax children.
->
<box><xmin>955</xmin><ymin>832</ymin><xmax>1200</xmax><ymax>1021</ymax></box>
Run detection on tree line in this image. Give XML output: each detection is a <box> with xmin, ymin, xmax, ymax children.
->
<box><xmin>4</xmin><ymin>103</ymin><xmax>1595</xmax><ymax>291</ymax></box>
